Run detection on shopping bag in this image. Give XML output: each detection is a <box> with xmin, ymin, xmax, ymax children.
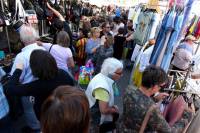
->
<box><xmin>78</xmin><ymin>59</ymin><xmax>94</xmax><ymax>85</ymax></box>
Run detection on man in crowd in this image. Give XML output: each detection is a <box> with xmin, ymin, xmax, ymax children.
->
<box><xmin>119</xmin><ymin>65</ymin><xmax>193</xmax><ymax>132</ymax></box>
<box><xmin>172</xmin><ymin>35</ymin><xmax>196</xmax><ymax>71</ymax></box>
<box><xmin>10</xmin><ymin>24</ymin><xmax>45</xmax><ymax>132</ymax></box>
<box><xmin>100</xmin><ymin>22</ymin><xmax>112</xmax><ymax>38</ymax></box>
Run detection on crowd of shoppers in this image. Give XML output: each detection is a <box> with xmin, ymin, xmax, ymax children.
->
<box><xmin>0</xmin><ymin>1</ymin><xmax>196</xmax><ymax>133</ymax></box>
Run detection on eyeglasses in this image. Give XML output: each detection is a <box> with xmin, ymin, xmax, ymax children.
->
<box><xmin>114</xmin><ymin>71</ymin><xmax>123</xmax><ymax>76</ymax></box>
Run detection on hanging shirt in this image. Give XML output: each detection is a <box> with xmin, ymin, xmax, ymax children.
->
<box><xmin>148</xmin><ymin>13</ymin><xmax>160</xmax><ymax>39</ymax></box>
<box><xmin>133</xmin><ymin>11</ymin><xmax>153</xmax><ymax>45</ymax></box>
<box><xmin>195</xmin><ymin>19</ymin><xmax>200</xmax><ymax>38</ymax></box>
<box><xmin>139</xmin><ymin>45</ymin><xmax>154</xmax><ymax>72</ymax></box>
<box><xmin>133</xmin><ymin>7</ymin><xmax>141</xmax><ymax>30</ymax></box>
<box><xmin>189</xmin><ymin>16</ymin><xmax>199</xmax><ymax>34</ymax></box>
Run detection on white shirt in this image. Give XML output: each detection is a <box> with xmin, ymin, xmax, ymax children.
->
<box><xmin>10</xmin><ymin>43</ymin><xmax>45</xmax><ymax>84</ymax></box>
<box><xmin>139</xmin><ymin>45</ymin><xmax>154</xmax><ymax>72</ymax></box>
<box><xmin>85</xmin><ymin>73</ymin><xmax>114</xmax><ymax>124</ymax></box>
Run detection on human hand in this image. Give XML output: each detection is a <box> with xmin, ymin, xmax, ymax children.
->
<box><xmin>16</xmin><ymin>62</ymin><xmax>24</xmax><ymax>70</ymax></box>
<box><xmin>36</xmin><ymin>41</ymin><xmax>43</xmax><ymax>46</ymax></box>
<box><xmin>112</xmin><ymin>105</ymin><xmax>119</xmax><ymax>113</ymax></box>
<box><xmin>46</xmin><ymin>2</ymin><xmax>51</xmax><ymax>9</ymax></box>
<box><xmin>92</xmin><ymin>47</ymin><xmax>97</xmax><ymax>53</ymax></box>
<box><xmin>185</xmin><ymin>103</ymin><xmax>195</xmax><ymax>114</ymax></box>
<box><xmin>154</xmin><ymin>92</ymin><xmax>169</xmax><ymax>101</ymax></box>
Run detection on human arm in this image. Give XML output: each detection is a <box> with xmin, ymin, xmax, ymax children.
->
<box><xmin>126</xmin><ymin>33</ymin><xmax>134</xmax><ymax>41</ymax></box>
<box><xmin>66</xmin><ymin>48</ymin><xmax>75</xmax><ymax>68</ymax></box>
<box><xmin>67</xmin><ymin>57</ymin><xmax>75</xmax><ymax>68</ymax></box>
<box><xmin>94</xmin><ymin>88</ymin><xmax>118</xmax><ymax>115</ymax></box>
<box><xmin>46</xmin><ymin>2</ymin><xmax>65</xmax><ymax>21</ymax></box>
<box><xmin>99</xmin><ymin>101</ymin><xmax>119</xmax><ymax>115</ymax></box>
<box><xmin>4</xmin><ymin>63</ymin><xmax>42</xmax><ymax>96</ymax></box>
<box><xmin>147</xmin><ymin>107</ymin><xmax>173</xmax><ymax>133</ymax></box>
<box><xmin>148</xmin><ymin>106</ymin><xmax>192</xmax><ymax>133</ymax></box>
<box><xmin>36</xmin><ymin>42</ymin><xmax>52</xmax><ymax>50</ymax></box>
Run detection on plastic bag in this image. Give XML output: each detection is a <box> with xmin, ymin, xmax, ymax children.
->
<box><xmin>78</xmin><ymin>59</ymin><xmax>94</xmax><ymax>85</ymax></box>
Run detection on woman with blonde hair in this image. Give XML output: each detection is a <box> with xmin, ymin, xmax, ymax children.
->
<box><xmin>85</xmin><ymin>27</ymin><xmax>101</xmax><ymax>61</ymax></box>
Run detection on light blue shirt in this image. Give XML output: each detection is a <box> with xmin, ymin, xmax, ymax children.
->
<box><xmin>86</xmin><ymin>38</ymin><xmax>101</xmax><ymax>54</ymax></box>
<box><xmin>0</xmin><ymin>68</ymin><xmax>9</xmax><ymax>119</ymax></box>
<box><xmin>10</xmin><ymin>43</ymin><xmax>45</xmax><ymax>84</ymax></box>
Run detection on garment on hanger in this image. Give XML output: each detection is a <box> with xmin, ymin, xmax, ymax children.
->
<box><xmin>133</xmin><ymin>11</ymin><xmax>153</xmax><ymax>46</ymax></box>
<box><xmin>178</xmin><ymin>0</ymin><xmax>196</xmax><ymax>40</ymax></box>
<box><xmin>148</xmin><ymin>13</ymin><xmax>160</xmax><ymax>40</ymax></box>
<box><xmin>161</xmin><ymin>13</ymin><xmax>184</xmax><ymax>71</ymax></box>
<box><xmin>169</xmin><ymin>0</ymin><xmax>185</xmax><ymax>8</ymax></box>
<box><xmin>188</xmin><ymin>16</ymin><xmax>199</xmax><ymax>34</ymax></box>
<box><xmin>139</xmin><ymin>45</ymin><xmax>154</xmax><ymax>72</ymax></box>
<box><xmin>150</xmin><ymin>9</ymin><xmax>176</xmax><ymax>65</ymax></box>
<box><xmin>131</xmin><ymin>42</ymin><xmax>149</xmax><ymax>87</ymax></box>
<box><xmin>15</xmin><ymin>0</ymin><xmax>26</xmax><ymax>20</ymax></box>
<box><xmin>150</xmin><ymin>11</ymin><xmax>169</xmax><ymax>64</ymax></box>
<box><xmin>132</xmin><ymin>64</ymin><xmax>142</xmax><ymax>88</ymax></box>
<box><xmin>194</xmin><ymin>19</ymin><xmax>200</xmax><ymax>39</ymax></box>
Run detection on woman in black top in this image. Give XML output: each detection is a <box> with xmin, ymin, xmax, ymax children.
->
<box><xmin>113</xmin><ymin>27</ymin><xmax>126</xmax><ymax>60</ymax></box>
<box><xmin>4</xmin><ymin>50</ymin><xmax>75</xmax><ymax>120</ymax></box>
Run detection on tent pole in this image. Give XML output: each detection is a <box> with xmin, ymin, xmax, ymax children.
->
<box><xmin>1</xmin><ymin>0</ymin><xmax>11</xmax><ymax>53</ymax></box>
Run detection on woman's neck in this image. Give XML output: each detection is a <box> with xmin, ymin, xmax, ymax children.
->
<box><xmin>92</xmin><ymin>37</ymin><xmax>97</xmax><ymax>40</ymax></box>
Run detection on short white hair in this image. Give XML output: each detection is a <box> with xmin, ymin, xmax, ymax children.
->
<box><xmin>101</xmin><ymin>57</ymin><xmax>123</xmax><ymax>76</ymax></box>
<box><xmin>19</xmin><ymin>25</ymin><xmax>39</xmax><ymax>44</ymax></box>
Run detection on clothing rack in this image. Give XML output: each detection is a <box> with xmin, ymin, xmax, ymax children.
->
<box><xmin>195</xmin><ymin>41</ymin><xmax>200</xmax><ymax>55</ymax></box>
<box><xmin>164</xmin><ymin>88</ymin><xmax>200</xmax><ymax>96</ymax></box>
<box><xmin>0</xmin><ymin>0</ymin><xmax>11</xmax><ymax>53</ymax></box>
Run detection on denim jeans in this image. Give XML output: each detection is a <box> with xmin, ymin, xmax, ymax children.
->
<box><xmin>21</xmin><ymin>96</ymin><xmax>40</xmax><ymax>130</ymax></box>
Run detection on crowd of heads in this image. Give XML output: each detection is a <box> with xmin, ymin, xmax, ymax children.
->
<box><xmin>9</xmin><ymin>1</ymin><xmax>172</xmax><ymax>133</ymax></box>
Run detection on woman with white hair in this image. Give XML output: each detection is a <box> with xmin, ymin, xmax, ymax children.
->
<box><xmin>85</xmin><ymin>57</ymin><xmax>123</xmax><ymax>132</ymax></box>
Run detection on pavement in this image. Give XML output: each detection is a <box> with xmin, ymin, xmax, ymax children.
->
<box><xmin>116</xmin><ymin>65</ymin><xmax>133</xmax><ymax>114</ymax></box>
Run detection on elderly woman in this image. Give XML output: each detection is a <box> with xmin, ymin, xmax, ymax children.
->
<box><xmin>38</xmin><ymin>31</ymin><xmax>74</xmax><ymax>72</ymax></box>
<box><xmin>85</xmin><ymin>27</ymin><xmax>101</xmax><ymax>61</ymax></box>
<box><xmin>85</xmin><ymin>57</ymin><xmax>123</xmax><ymax>132</ymax></box>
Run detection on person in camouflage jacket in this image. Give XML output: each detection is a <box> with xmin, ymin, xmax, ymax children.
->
<box><xmin>118</xmin><ymin>65</ymin><xmax>193</xmax><ymax>133</ymax></box>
